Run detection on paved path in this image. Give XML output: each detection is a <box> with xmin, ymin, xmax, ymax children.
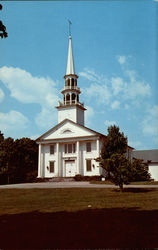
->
<box><xmin>0</xmin><ymin>182</ymin><xmax>158</xmax><ymax>189</ymax></box>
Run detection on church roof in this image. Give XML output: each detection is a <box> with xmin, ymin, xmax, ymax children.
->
<box><xmin>66</xmin><ymin>35</ymin><xmax>75</xmax><ymax>75</ymax></box>
<box><xmin>36</xmin><ymin>119</ymin><xmax>106</xmax><ymax>142</ymax></box>
<box><xmin>132</xmin><ymin>149</ymin><xmax>158</xmax><ymax>163</ymax></box>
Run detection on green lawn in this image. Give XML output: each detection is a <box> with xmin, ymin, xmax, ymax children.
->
<box><xmin>0</xmin><ymin>188</ymin><xmax>158</xmax><ymax>248</ymax></box>
<box><xmin>0</xmin><ymin>188</ymin><xmax>158</xmax><ymax>215</ymax></box>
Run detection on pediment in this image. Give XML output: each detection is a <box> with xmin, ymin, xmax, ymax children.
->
<box><xmin>37</xmin><ymin>119</ymin><xmax>100</xmax><ymax>141</ymax></box>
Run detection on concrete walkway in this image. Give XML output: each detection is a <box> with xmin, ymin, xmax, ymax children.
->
<box><xmin>0</xmin><ymin>181</ymin><xmax>158</xmax><ymax>189</ymax></box>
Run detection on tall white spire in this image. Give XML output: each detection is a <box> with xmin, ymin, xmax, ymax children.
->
<box><xmin>66</xmin><ymin>35</ymin><xmax>75</xmax><ymax>75</ymax></box>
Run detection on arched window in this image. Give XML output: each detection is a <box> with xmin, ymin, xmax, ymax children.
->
<box><xmin>77</xmin><ymin>95</ymin><xmax>79</xmax><ymax>102</ymax></box>
<box><xmin>71</xmin><ymin>78</ymin><xmax>74</xmax><ymax>88</ymax></box>
<box><xmin>72</xmin><ymin>93</ymin><xmax>76</xmax><ymax>104</ymax></box>
<box><xmin>68</xmin><ymin>78</ymin><xmax>70</xmax><ymax>87</ymax></box>
<box><xmin>64</xmin><ymin>95</ymin><xmax>65</xmax><ymax>104</ymax></box>
<box><xmin>66</xmin><ymin>93</ymin><xmax>70</xmax><ymax>104</ymax></box>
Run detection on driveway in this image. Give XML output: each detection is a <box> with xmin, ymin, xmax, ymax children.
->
<box><xmin>0</xmin><ymin>182</ymin><xmax>158</xmax><ymax>189</ymax></box>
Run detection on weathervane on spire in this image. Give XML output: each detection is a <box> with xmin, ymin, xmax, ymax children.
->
<box><xmin>68</xmin><ymin>19</ymin><xmax>72</xmax><ymax>36</ymax></box>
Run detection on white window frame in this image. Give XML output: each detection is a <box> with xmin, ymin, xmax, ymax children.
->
<box><xmin>50</xmin><ymin>145</ymin><xmax>55</xmax><ymax>155</ymax></box>
<box><xmin>86</xmin><ymin>142</ymin><xmax>91</xmax><ymax>153</ymax></box>
<box><xmin>64</xmin><ymin>143</ymin><xmax>76</xmax><ymax>154</ymax></box>
<box><xmin>86</xmin><ymin>159</ymin><xmax>92</xmax><ymax>172</ymax></box>
<box><xmin>49</xmin><ymin>161</ymin><xmax>55</xmax><ymax>173</ymax></box>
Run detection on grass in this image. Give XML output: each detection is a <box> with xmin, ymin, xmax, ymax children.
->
<box><xmin>0</xmin><ymin>188</ymin><xmax>158</xmax><ymax>248</ymax></box>
<box><xmin>0</xmin><ymin>188</ymin><xmax>158</xmax><ymax>215</ymax></box>
<box><xmin>90</xmin><ymin>180</ymin><xmax>158</xmax><ymax>185</ymax></box>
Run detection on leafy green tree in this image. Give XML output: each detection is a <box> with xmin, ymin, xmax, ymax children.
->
<box><xmin>100</xmin><ymin>153</ymin><xmax>132</xmax><ymax>191</ymax></box>
<box><xmin>100</xmin><ymin>125</ymin><xmax>130</xmax><ymax>191</ymax></box>
<box><xmin>101</xmin><ymin>125</ymin><xmax>127</xmax><ymax>159</ymax></box>
<box><xmin>0</xmin><ymin>132</ymin><xmax>38</xmax><ymax>184</ymax></box>
<box><xmin>0</xmin><ymin>4</ymin><xmax>8</xmax><ymax>38</ymax></box>
<box><xmin>0</xmin><ymin>135</ymin><xmax>14</xmax><ymax>184</ymax></box>
<box><xmin>10</xmin><ymin>138</ymin><xmax>38</xmax><ymax>183</ymax></box>
<box><xmin>100</xmin><ymin>125</ymin><xmax>151</xmax><ymax>190</ymax></box>
<box><xmin>131</xmin><ymin>158</ymin><xmax>151</xmax><ymax>182</ymax></box>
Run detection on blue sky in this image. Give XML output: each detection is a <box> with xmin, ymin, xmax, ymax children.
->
<box><xmin>0</xmin><ymin>0</ymin><xmax>158</xmax><ymax>149</ymax></box>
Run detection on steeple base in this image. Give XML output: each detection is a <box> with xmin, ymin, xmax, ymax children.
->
<box><xmin>56</xmin><ymin>104</ymin><xmax>86</xmax><ymax>126</ymax></box>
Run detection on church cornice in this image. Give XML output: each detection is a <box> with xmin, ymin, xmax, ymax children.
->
<box><xmin>64</xmin><ymin>74</ymin><xmax>78</xmax><ymax>79</ymax></box>
<box><xmin>56</xmin><ymin>103</ymin><xmax>86</xmax><ymax>111</ymax></box>
<box><xmin>61</xmin><ymin>86</ymin><xmax>81</xmax><ymax>94</ymax></box>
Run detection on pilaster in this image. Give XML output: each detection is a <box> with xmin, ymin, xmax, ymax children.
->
<box><xmin>37</xmin><ymin>144</ymin><xmax>42</xmax><ymax>178</ymax></box>
<box><xmin>77</xmin><ymin>141</ymin><xmax>80</xmax><ymax>174</ymax></box>
<box><xmin>56</xmin><ymin>142</ymin><xmax>59</xmax><ymax>176</ymax></box>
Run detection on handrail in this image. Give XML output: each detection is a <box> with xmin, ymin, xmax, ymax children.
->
<box><xmin>62</xmin><ymin>86</ymin><xmax>80</xmax><ymax>91</ymax></box>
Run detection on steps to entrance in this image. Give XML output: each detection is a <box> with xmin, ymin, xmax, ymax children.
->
<box><xmin>49</xmin><ymin>177</ymin><xmax>75</xmax><ymax>182</ymax></box>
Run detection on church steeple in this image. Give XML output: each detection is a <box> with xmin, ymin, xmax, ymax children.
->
<box><xmin>66</xmin><ymin>35</ymin><xmax>75</xmax><ymax>75</ymax></box>
<box><xmin>56</xmin><ymin>26</ymin><xmax>86</xmax><ymax>126</ymax></box>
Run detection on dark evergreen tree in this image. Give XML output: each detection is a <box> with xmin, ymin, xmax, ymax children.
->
<box><xmin>131</xmin><ymin>158</ymin><xmax>151</xmax><ymax>181</ymax></box>
<box><xmin>0</xmin><ymin>132</ymin><xmax>38</xmax><ymax>184</ymax></box>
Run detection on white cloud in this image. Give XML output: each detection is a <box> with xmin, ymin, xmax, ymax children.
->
<box><xmin>80</xmin><ymin>68</ymin><xmax>111</xmax><ymax>105</ymax></box>
<box><xmin>0</xmin><ymin>66</ymin><xmax>58</xmax><ymax>105</ymax></box>
<box><xmin>117</xmin><ymin>55</ymin><xmax>126</xmax><ymax>65</ymax></box>
<box><xmin>111</xmin><ymin>100</ymin><xmax>120</xmax><ymax>109</ymax></box>
<box><xmin>80</xmin><ymin>66</ymin><xmax>150</xmax><ymax>110</ymax></box>
<box><xmin>35</xmin><ymin>107</ymin><xmax>57</xmax><ymax>129</ymax></box>
<box><xmin>124</xmin><ymin>70</ymin><xmax>151</xmax><ymax>99</ymax></box>
<box><xmin>104</xmin><ymin>120</ymin><xmax>117</xmax><ymax>127</ymax></box>
<box><xmin>124</xmin><ymin>104</ymin><xmax>129</xmax><ymax>110</ymax></box>
<box><xmin>0</xmin><ymin>66</ymin><xmax>59</xmax><ymax>129</ymax></box>
<box><xmin>79</xmin><ymin>69</ymin><xmax>99</xmax><ymax>82</ymax></box>
<box><xmin>128</xmin><ymin>140</ymin><xmax>144</xmax><ymax>150</ymax></box>
<box><xmin>111</xmin><ymin>77</ymin><xmax>124</xmax><ymax>95</ymax></box>
<box><xmin>142</xmin><ymin>105</ymin><xmax>158</xmax><ymax>138</ymax></box>
<box><xmin>84</xmin><ymin>83</ymin><xmax>111</xmax><ymax>105</ymax></box>
<box><xmin>0</xmin><ymin>110</ymin><xmax>29</xmax><ymax>138</ymax></box>
<box><xmin>0</xmin><ymin>88</ymin><xmax>4</xmax><ymax>102</ymax></box>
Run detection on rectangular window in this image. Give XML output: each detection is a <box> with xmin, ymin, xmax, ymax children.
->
<box><xmin>49</xmin><ymin>161</ymin><xmax>55</xmax><ymax>173</ymax></box>
<box><xmin>73</xmin><ymin>143</ymin><xmax>76</xmax><ymax>153</ymax></box>
<box><xmin>64</xmin><ymin>143</ymin><xmax>76</xmax><ymax>154</ymax></box>
<box><xmin>50</xmin><ymin>145</ymin><xmax>54</xmax><ymax>154</ymax></box>
<box><xmin>86</xmin><ymin>159</ymin><xmax>92</xmax><ymax>172</ymax></box>
<box><xmin>68</xmin><ymin>144</ymin><xmax>72</xmax><ymax>153</ymax></box>
<box><xmin>86</xmin><ymin>142</ymin><xmax>91</xmax><ymax>152</ymax></box>
<box><xmin>65</xmin><ymin>144</ymin><xmax>67</xmax><ymax>154</ymax></box>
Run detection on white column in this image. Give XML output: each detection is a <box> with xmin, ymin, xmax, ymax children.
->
<box><xmin>77</xmin><ymin>141</ymin><xmax>80</xmax><ymax>174</ymax></box>
<box><xmin>96</xmin><ymin>139</ymin><xmax>100</xmax><ymax>174</ymax></box>
<box><xmin>97</xmin><ymin>139</ymin><xmax>100</xmax><ymax>157</ymax></box>
<box><xmin>37</xmin><ymin>144</ymin><xmax>41</xmax><ymax>178</ymax></box>
<box><xmin>56</xmin><ymin>143</ymin><xmax>59</xmax><ymax>176</ymax></box>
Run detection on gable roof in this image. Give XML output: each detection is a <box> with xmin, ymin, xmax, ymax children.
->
<box><xmin>132</xmin><ymin>149</ymin><xmax>158</xmax><ymax>163</ymax></box>
<box><xmin>36</xmin><ymin>119</ymin><xmax>106</xmax><ymax>142</ymax></box>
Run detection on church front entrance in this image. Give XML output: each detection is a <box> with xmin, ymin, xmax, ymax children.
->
<box><xmin>65</xmin><ymin>160</ymin><xmax>76</xmax><ymax>177</ymax></box>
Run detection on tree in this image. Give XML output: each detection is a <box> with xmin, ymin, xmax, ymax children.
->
<box><xmin>9</xmin><ymin>138</ymin><xmax>38</xmax><ymax>183</ymax></box>
<box><xmin>99</xmin><ymin>125</ymin><xmax>151</xmax><ymax>190</ymax></box>
<box><xmin>100</xmin><ymin>125</ymin><xmax>130</xmax><ymax>191</ymax></box>
<box><xmin>0</xmin><ymin>135</ymin><xmax>14</xmax><ymax>184</ymax></box>
<box><xmin>101</xmin><ymin>125</ymin><xmax>127</xmax><ymax>159</ymax></box>
<box><xmin>0</xmin><ymin>132</ymin><xmax>38</xmax><ymax>184</ymax></box>
<box><xmin>131</xmin><ymin>158</ymin><xmax>151</xmax><ymax>182</ymax></box>
<box><xmin>0</xmin><ymin>4</ymin><xmax>8</xmax><ymax>38</ymax></box>
<box><xmin>100</xmin><ymin>153</ymin><xmax>132</xmax><ymax>191</ymax></box>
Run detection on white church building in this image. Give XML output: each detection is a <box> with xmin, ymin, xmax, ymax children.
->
<box><xmin>36</xmin><ymin>32</ymin><xmax>158</xmax><ymax>180</ymax></box>
<box><xmin>36</xmin><ymin>33</ymin><xmax>106</xmax><ymax>178</ymax></box>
